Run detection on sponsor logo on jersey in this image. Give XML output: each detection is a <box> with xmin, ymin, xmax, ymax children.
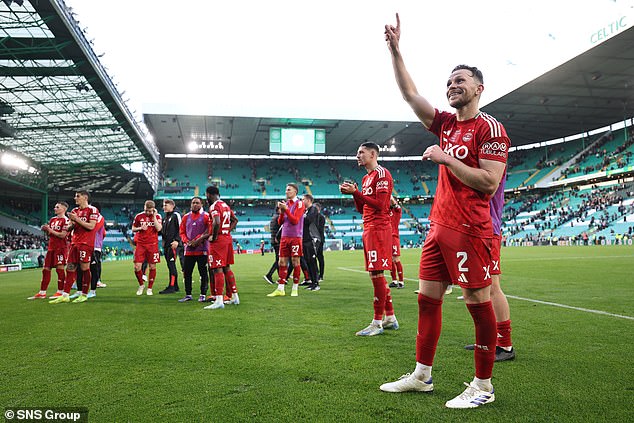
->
<box><xmin>443</xmin><ymin>143</ymin><xmax>469</xmax><ymax>160</ymax></box>
<box><xmin>480</xmin><ymin>140</ymin><xmax>508</xmax><ymax>159</ymax></box>
<box><xmin>376</xmin><ymin>180</ymin><xmax>390</xmax><ymax>191</ymax></box>
<box><xmin>462</xmin><ymin>132</ymin><xmax>473</xmax><ymax>142</ymax></box>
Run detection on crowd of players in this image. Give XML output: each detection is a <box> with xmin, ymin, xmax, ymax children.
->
<box><xmin>24</xmin><ymin>12</ymin><xmax>526</xmax><ymax>411</ymax></box>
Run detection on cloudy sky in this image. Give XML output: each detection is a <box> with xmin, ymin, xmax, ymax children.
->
<box><xmin>66</xmin><ymin>0</ymin><xmax>633</xmax><ymax>122</ymax></box>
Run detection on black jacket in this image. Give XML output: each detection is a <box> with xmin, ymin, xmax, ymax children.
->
<box><xmin>303</xmin><ymin>205</ymin><xmax>321</xmax><ymax>244</ymax></box>
<box><xmin>316</xmin><ymin>212</ymin><xmax>325</xmax><ymax>243</ymax></box>
<box><xmin>161</xmin><ymin>210</ymin><xmax>183</xmax><ymax>248</ymax></box>
<box><xmin>269</xmin><ymin>214</ymin><xmax>281</xmax><ymax>247</ymax></box>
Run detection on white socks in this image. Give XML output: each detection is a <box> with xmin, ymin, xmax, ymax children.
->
<box><xmin>473</xmin><ymin>377</ymin><xmax>493</xmax><ymax>391</ymax></box>
<box><xmin>413</xmin><ymin>363</ymin><xmax>432</xmax><ymax>381</ymax></box>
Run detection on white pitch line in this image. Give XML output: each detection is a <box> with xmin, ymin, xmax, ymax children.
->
<box><xmin>505</xmin><ymin>295</ymin><xmax>634</xmax><ymax>321</ymax></box>
<box><xmin>337</xmin><ymin>267</ymin><xmax>634</xmax><ymax>321</ymax></box>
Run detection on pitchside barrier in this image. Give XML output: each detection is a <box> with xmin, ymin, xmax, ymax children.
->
<box><xmin>505</xmin><ymin>238</ymin><xmax>633</xmax><ymax>247</ymax></box>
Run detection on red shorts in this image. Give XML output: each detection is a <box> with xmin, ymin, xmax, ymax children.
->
<box><xmin>208</xmin><ymin>237</ymin><xmax>234</xmax><ymax>269</ymax></box>
<box><xmin>134</xmin><ymin>243</ymin><xmax>161</xmax><ymax>264</ymax></box>
<box><xmin>491</xmin><ymin>235</ymin><xmax>502</xmax><ymax>275</ymax></box>
<box><xmin>44</xmin><ymin>248</ymin><xmax>67</xmax><ymax>268</ymax></box>
<box><xmin>68</xmin><ymin>244</ymin><xmax>93</xmax><ymax>264</ymax></box>
<box><xmin>418</xmin><ymin>224</ymin><xmax>493</xmax><ymax>289</ymax></box>
<box><xmin>392</xmin><ymin>234</ymin><xmax>401</xmax><ymax>257</ymax></box>
<box><xmin>362</xmin><ymin>226</ymin><xmax>392</xmax><ymax>272</ymax></box>
<box><xmin>279</xmin><ymin>237</ymin><xmax>303</xmax><ymax>257</ymax></box>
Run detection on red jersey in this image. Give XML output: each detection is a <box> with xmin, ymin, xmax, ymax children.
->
<box><xmin>208</xmin><ymin>200</ymin><xmax>235</xmax><ymax>241</ymax></box>
<box><xmin>133</xmin><ymin>211</ymin><xmax>162</xmax><ymax>245</ymax></box>
<box><xmin>70</xmin><ymin>205</ymin><xmax>99</xmax><ymax>247</ymax></box>
<box><xmin>47</xmin><ymin>216</ymin><xmax>70</xmax><ymax>251</ymax></box>
<box><xmin>352</xmin><ymin>165</ymin><xmax>393</xmax><ymax>228</ymax></box>
<box><xmin>428</xmin><ymin>110</ymin><xmax>510</xmax><ymax>237</ymax></box>
<box><xmin>390</xmin><ymin>205</ymin><xmax>402</xmax><ymax>237</ymax></box>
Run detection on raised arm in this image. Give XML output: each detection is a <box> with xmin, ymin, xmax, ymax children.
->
<box><xmin>385</xmin><ymin>13</ymin><xmax>436</xmax><ymax>129</ymax></box>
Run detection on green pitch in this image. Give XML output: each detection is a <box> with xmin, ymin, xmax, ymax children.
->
<box><xmin>1</xmin><ymin>246</ymin><xmax>633</xmax><ymax>422</ymax></box>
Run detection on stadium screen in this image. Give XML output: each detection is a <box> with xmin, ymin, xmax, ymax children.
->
<box><xmin>269</xmin><ymin>128</ymin><xmax>326</xmax><ymax>154</ymax></box>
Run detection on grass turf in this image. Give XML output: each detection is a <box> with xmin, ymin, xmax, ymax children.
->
<box><xmin>1</xmin><ymin>245</ymin><xmax>633</xmax><ymax>422</ymax></box>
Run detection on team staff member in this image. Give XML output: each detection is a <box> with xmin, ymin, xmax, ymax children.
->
<box><xmin>29</xmin><ymin>202</ymin><xmax>70</xmax><ymax>299</ymax></box>
<box><xmin>160</xmin><ymin>199</ymin><xmax>184</xmax><ymax>294</ymax></box>
<box><xmin>340</xmin><ymin>142</ymin><xmax>399</xmax><ymax>336</ymax></box>
<box><xmin>301</xmin><ymin>194</ymin><xmax>321</xmax><ymax>291</ymax></box>
<box><xmin>379</xmin><ymin>14</ymin><xmax>510</xmax><ymax>409</ymax></box>
<box><xmin>314</xmin><ymin>203</ymin><xmax>326</xmax><ymax>282</ymax></box>
<box><xmin>263</xmin><ymin>207</ymin><xmax>281</xmax><ymax>285</ymax></box>
<box><xmin>131</xmin><ymin>200</ymin><xmax>163</xmax><ymax>296</ymax></box>
<box><xmin>178</xmin><ymin>197</ymin><xmax>210</xmax><ymax>303</ymax></box>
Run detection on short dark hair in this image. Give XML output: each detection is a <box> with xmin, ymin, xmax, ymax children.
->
<box><xmin>206</xmin><ymin>185</ymin><xmax>220</xmax><ymax>196</ymax></box>
<box><xmin>76</xmin><ymin>190</ymin><xmax>90</xmax><ymax>200</ymax></box>
<box><xmin>91</xmin><ymin>201</ymin><xmax>101</xmax><ymax>213</ymax></box>
<box><xmin>360</xmin><ymin>142</ymin><xmax>380</xmax><ymax>155</ymax></box>
<box><xmin>452</xmin><ymin>64</ymin><xmax>483</xmax><ymax>84</ymax></box>
<box><xmin>287</xmin><ymin>183</ymin><xmax>299</xmax><ymax>193</ymax></box>
<box><xmin>57</xmin><ymin>201</ymin><xmax>69</xmax><ymax>209</ymax></box>
<box><xmin>303</xmin><ymin>194</ymin><xmax>314</xmax><ymax>202</ymax></box>
<box><xmin>191</xmin><ymin>196</ymin><xmax>203</xmax><ymax>203</ymax></box>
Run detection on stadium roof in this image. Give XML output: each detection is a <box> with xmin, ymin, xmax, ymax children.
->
<box><xmin>146</xmin><ymin>26</ymin><xmax>634</xmax><ymax>158</ymax></box>
<box><xmin>0</xmin><ymin>0</ymin><xmax>158</xmax><ymax>195</ymax></box>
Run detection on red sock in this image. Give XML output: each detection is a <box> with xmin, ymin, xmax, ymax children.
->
<box><xmin>64</xmin><ymin>270</ymin><xmax>76</xmax><ymax>294</ymax></box>
<box><xmin>384</xmin><ymin>282</ymin><xmax>394</xmax><ymax>317</ymax></box>
<box><xmin>135</xmin><ymin>270</ymin><xmax>144</xmax><ymax>286</ymax></box>
<box><xmin>390</xmin><ymin>262</ymin><xmax>397</xmax><ymax>281</ymax></box>
<box><xmin>302</xmin><ymin>268</ymin><xmax>309</xmax><ymax>280</ymax></box>
<box><xmin>56</xmin><ymin>268</ymin><xmax>65</xmax><ymax>291</ymax></box>
<box><xmin>371</xmin><ymin>274</ymin><xmax>387</xmax><ymax>320</ymax></box>
<box><xmin>497</xmin><ymin>319</ymin><xmax>512</xmax><ymax>348</ymax></box>
<box><xmin>278</xmin><ymin>265</ymin><xmax>288</xmax><ymax>285</ymax></box>
<box><xmin>467</xmin><ymin>301</ymin><xmax>497</xmax><ymax>379</ymax></box>
<box><xmin>415</xmin><ymin>294</ymin><xmax>443</xmax><ymax>365</ymax></box>
<box><xmin>40</xmin><ymin>268</ymin><xmax>51</xmax><ymax>291</ymax></box>
<box><xmin>292</xmin><ymin>265</ymin><xmax>301</xmax><ymax>285</ymax></box>
<box><xmin>148</xmin><ymin>268</ymin><xmax>157</xmax><ymax>289</ymax></box>
<box><xmin>213</xmin><ymin>271</ymin><xmax>225</xmax><ymax>297</ymax></box>
<box><xmin>225</xmin><ymin>269</ymin><xmax>237</xmax><ymax>294</ymax></box>
<box><xmin>396</xmin><ymin>261</ymin><xmax>404</xmax><ymax>282</ymax></box>
<box><xmin>81</xmin><ymin>269</ymin><xmax>91</xmax><ymax>295</ymax></box>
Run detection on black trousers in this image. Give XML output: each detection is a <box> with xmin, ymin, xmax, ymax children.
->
<box><xmin>90</xmin><ymin>249</ymin><xmax>102</xmax><ymax>290</ymax></box>
<box><xmin>163</xmin><ymin>244</ymin><xmax>184</xmax><ymax>289</ymax></box>
<box><xmin>302</xmin><ymin>240</ymin><xmax>319</xmax><ymax>285</ymax></box>
<box><xmin>316</xmin><ymin>242</ymin><xmax>324</xmax><ymax>280</ymax></box>
<box><xmin>182</xmin><ymin>255</ymin><xmax>208</xmax><ymax>296</ymax></box>
<box><xmin>266</xmin><ymin>243</ymin><xmax>280</xmax><ymax>278</ymax></box>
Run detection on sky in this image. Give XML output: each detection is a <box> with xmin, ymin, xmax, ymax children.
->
<box><xmin>66</xmin><ymin>0</ymin><xmax>634</xmax><ymax>123</ymax></box>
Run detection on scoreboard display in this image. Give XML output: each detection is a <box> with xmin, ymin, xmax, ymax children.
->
<box><xmin>269</xmin><ymin>127</ymin><xmax>326</xmax><ymax>154</ymax></box>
